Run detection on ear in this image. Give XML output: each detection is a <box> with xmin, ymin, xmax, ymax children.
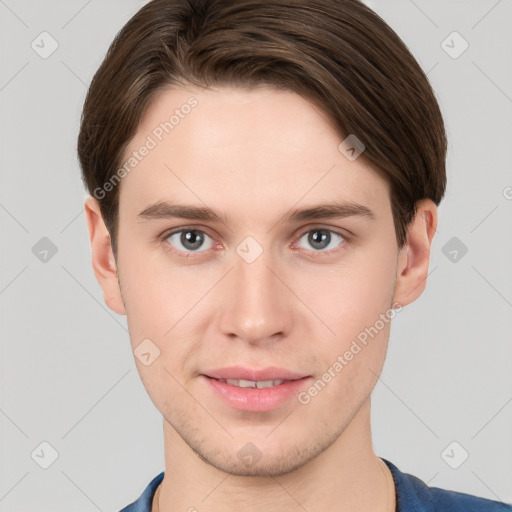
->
<box><xmin>392</xmin><ymin>198</ymin><xmax>438</xmax><ymax>308</ymax></box>
<box><xmin>84</xmin><ymin>196</ymin><xmax>126</xmax><ymax>315</ymax></box>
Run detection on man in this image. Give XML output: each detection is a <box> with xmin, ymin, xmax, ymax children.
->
<box><xmin>77</xmin><ymin>0</ymin><xmax>511</xmax><ymax>510</ymax></box>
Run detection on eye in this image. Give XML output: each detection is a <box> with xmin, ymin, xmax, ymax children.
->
<box><xmin>165</xmin><ymin>229</ymin><xmax>215</xmax><ymax>253</ymax></box>
<box><xmin>295</xmin><ymin>228</ymin><xmax>345</xmax><ymax>253</ymax></box>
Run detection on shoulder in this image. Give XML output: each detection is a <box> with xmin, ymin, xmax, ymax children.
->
<box><xmin>381</xmin><ymin>458</ymin><xmax>512</xmax><ymax>512</ymax></box>
<box><xmin>119</xmin><ymin>471</ymin><xmax>164</xmax><ymax>512</ymax></box>
<box><xmin>428</xmin><ymin>485</ymin><xmax>512</xmax><ymax>512</ymax></box>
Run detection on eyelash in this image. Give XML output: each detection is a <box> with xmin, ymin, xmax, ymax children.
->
<box><xmin>159</xmin><ymin>226</ymin><xmax>349</xmax><ymax>259</ymax></box>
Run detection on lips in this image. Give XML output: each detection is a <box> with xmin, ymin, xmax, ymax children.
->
<box><xmin>200</xmin><ymin>366</ymin><xmax>312</xmax><ymax>413</ymax></box>
<box><xmin>201</xmin><ymin>366</ymin><xmax>312</xmax><ymax>411</ymax></box>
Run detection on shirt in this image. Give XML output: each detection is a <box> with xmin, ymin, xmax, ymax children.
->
<box><xmin>119</xmin><ymin>457</ymin><xmax>512</xmax><ymax>511</ymax></box>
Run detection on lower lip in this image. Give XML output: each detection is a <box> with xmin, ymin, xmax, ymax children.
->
<box><xmin>203</xmin><ymin>376</ymin><xmax>312</xmax><ymax>412</ymax></box>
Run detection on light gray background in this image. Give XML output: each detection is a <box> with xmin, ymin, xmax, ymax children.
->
<box><xmin>1</xmin><ymin>0</ymin><xmax>511</xmax><ymax>510</ymax></box>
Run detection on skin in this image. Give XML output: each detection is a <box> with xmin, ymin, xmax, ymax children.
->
<box><xmin>85</xmin><ymin>85</ymin><xmax>437</xmax><ymax>511</ymax></box>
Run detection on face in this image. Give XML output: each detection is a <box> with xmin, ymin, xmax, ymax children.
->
<box><xmin>89</xmin><ymin>85</ymin><xmax>425</xmax><ymax>477</ymax></box>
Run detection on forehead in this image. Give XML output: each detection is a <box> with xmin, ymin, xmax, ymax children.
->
<box><xmin>118</xmin><ymin>85</ymin><xmax>390</xmax><ymax>220</ymax></box>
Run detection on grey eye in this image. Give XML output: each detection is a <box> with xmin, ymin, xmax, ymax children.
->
<box><xmin>297</xmin><ymin>229</ymin><xmax>344</xmax><ymax>252</ymax></box>
<box><xmin>167</xmin><ymin>230</ymin><xmax>213</xmax><ymax>252</ymax></box>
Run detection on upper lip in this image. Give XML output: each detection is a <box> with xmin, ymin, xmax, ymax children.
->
<box><xmin>203</xmin><ymin>366</ymin><xmax>309</xmax><ymax>381</ymax></box>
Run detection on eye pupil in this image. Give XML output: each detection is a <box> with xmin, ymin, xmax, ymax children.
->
<box><xmin>182</xmin><ymin>230</ymin><xmax>204</xmax><ymax>250</ymax></box>
<box><xmin>308</xmin><ymin>229</ymin><xmax>330</xmax><ymax>250</ymax></box>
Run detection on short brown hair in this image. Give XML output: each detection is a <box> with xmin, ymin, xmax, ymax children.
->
<box><xmin>77</xmin><ymin>0</ymin><xmax>447</xmax><ymax>258</ymax></box>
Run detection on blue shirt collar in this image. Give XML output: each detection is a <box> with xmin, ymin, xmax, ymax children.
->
<box><xmin>119</xmin><ymin>457</ymin><xmax>511</xmax><ymax>512</ymax></box>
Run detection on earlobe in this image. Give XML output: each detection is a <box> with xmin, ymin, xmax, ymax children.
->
<box><xmin>392</xmin><ymin>199</ymin><xmax>438</xmax><ymax>307</ymax></box>
<box><xmin>84</xmin><ymin>196</ymin><xmax>126</xmax><ymax>315</ymax></box>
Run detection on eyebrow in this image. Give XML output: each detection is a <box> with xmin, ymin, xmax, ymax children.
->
<box><xmin>137</xmin><ymin>200</ymin><xmax>376</xmax><ymax>224</ymax></box>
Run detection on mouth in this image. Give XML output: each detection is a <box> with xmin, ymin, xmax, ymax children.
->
<box><xmin>200</xmin><ymin>367</ymin><xmax>312</xmax><ymax>412</ymax></box>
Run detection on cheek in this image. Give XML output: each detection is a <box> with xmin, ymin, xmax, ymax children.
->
<box><xmin>118</xmin><ymin>251</ymin><xmax>210</xmax><ymax>393</ymax></box>
<box><xmin>293</xmin><ymin>252</ymin><xmax>397</xmax><ymax>402</ymax></box>
<box><xmin>116</xmin><ymin>227</ymin><xmax>193</xmax><ymax>340</ymax></box>
<box><xmin>119</xmin><ymin>261</ymin><xmax>204</xmax><ymax>405</ymax></box>
<box><xmin>293</xmin><ymin>248</ymin><xmax>397</xmax><ymax>341</ymax></box>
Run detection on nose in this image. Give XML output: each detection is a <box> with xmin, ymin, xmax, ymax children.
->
<box><xmin>217</xmin><ymin>246</ymin><xmax>294</xmax><ymax>345</ymax></box>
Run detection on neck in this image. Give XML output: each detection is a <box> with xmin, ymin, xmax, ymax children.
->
<box><xmin>154</xmin><ymin>399</ymin><xmax>395</xmax><ymax>512</ymax></box>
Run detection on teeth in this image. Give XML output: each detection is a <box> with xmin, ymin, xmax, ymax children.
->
<box><xmin>223</xmin><ymin>379</ymin><xmax>286</xmax><ymax>388</ymax></box>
